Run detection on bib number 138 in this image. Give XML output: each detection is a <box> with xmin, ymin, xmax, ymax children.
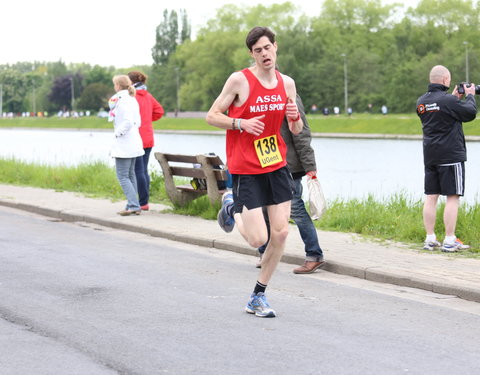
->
<box><xmin>254</xmin><ymin>135</ymin><xmax>283</xmax><ymax>168</ymax></box>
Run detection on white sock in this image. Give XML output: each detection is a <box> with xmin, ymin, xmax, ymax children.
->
<box><xmin>426</xmin><ymin>234</ymin><xmax>436</xmax><ymax>242</ymax></box>
<box><xmin>444</xmin><ymin>235</ymin><xmax>456</xmax><ymax>244</ymax></box>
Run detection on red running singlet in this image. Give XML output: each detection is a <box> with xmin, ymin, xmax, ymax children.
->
<box><xmin>226</xmin><ymin>68</ymin><xmax>288</xmax><ymax>174</ymax></box>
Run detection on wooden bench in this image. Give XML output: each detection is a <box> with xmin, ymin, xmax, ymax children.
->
<box><xmin>154</xmin><ymin>152</ymin><xmax>229</xmax><ymax>206</ymax></box>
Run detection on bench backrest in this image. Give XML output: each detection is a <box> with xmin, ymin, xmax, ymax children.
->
<box><xmin>155</xmin><ymin>152</ymin><xmax>228</xmax><ymax>181</ymax></box>
<box><xmin>154</xmin><ymin>152</ymin><xmax>229</xmax><ymax>206</ymax></box>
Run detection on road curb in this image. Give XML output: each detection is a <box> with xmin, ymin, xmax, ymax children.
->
<box><xmin>2</xmin><ymin>198</ymin><xmax>480</xmax><ymax>304</ymax></box>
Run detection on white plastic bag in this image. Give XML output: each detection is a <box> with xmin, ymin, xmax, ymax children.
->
<box><xmin>307</xmin><ymin>175</ymin><xmax>327</xmax><ymax>220</ymax></box>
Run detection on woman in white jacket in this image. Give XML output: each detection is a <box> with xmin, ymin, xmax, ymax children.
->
<box><xmin>109</xmin><ymin>75</ymin><xmax>145</xmax><ymax>215</ymax></box>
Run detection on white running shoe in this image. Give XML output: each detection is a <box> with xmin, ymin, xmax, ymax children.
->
<box><xmin>423</xmin><ymin>240</ymin><xmax>441</xmax><ymax>251</ymax></box>
<box><xmin>441</xmin><ymin>239</ymin><xmax>470</xmax><ymax>253</ymax></box>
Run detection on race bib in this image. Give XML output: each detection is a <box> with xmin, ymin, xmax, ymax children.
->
<box><xmin>254</xmin><ymin>135</ymin><xmax>283</xmax><ymax>168</ymax></box>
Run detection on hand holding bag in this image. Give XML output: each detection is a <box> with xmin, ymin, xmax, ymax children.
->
<box><xmin>307</xmin><ymin>173</ymin><xmax>327</xmax><ymax>220</ymax></box>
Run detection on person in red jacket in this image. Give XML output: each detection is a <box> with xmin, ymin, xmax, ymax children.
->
<box><xmin>128</xmin><ymin>71</ymin><xmax>164</xmax><ymax>211</ymax></box>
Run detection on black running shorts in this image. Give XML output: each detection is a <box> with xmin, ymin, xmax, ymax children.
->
<box><xmin>232</xmin><ymin>166</ymin><xmax>294</xmax><ymax>213</ymax></box>
<box><xmin>424</xmin><ymin>162</ymin><xmax>465</xmax><ymax>196</ymax></box>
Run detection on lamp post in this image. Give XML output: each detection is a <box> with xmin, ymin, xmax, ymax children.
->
<box><xmin>69</xmin><ymin>76</ymin><xmax>75</xmax><ymax>111</ymax></box>
<box><xmin>341</xmin><ymin>53</ymin><xmax>348</xmax><ymax>115</ymax></box>
<box><xmin>32</xmin><ymin>65</ymin><xmax>36</xmax><ymax>116</ymax></box>
<box><xmin>464</xmin><ymin>41</ymin><xmax>469</xmax><ymax>83</ymax></box>
<box><xmin>175</xmin><ymin>67</ymin><xmax>180</xmax><ymax>117</ymax></box>
<box><xmin>32</xmin><ymin>86</ymin><xmax>36</xmax><ymax>115</ymax></box>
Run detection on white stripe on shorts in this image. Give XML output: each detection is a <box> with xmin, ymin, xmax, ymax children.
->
<box><xmin>455</xmin><ymin>163</ymin><xmax>463</xmax><ymax>195</ymax></box>
<box><xmin>439</xmin><ymin>162</ymin><xmax>463</xmax><ymax>195</ymax></box>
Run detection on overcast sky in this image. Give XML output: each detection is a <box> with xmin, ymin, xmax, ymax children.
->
<box><xmin>2</xmin><ymin>0</ymin><xmax>417</xmax><ymax>68</ymax></box>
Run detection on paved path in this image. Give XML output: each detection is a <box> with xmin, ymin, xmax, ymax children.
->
<box><xmin>0</xmin><ymin>184</ymin><xmax>479</xmax><ymax>303</ymax></box>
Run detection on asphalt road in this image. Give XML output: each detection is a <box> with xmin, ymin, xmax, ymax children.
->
<box><xmin>1</xmin><ymin>206</ymin><xmax>480</xmax><ymax>375</ymax></box>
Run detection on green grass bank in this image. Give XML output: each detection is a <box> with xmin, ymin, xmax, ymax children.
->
<box><xmin>2</xmin><ymin>114</ymin><xmax>480</xmax><ymax>136</ymax></box>
<box><xmin>0</xmin><ymin>158</ymin><xmax>478</xmax><ymax>257</ymax></box>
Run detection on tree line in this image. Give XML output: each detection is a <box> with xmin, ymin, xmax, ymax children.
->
<box><xmin>1</xmin><ymin>0</ymin><xmax>480</xmax><ymax>115</ymax></box>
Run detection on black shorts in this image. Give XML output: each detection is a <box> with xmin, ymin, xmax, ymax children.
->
<box><xmin>424</xmin><ymin>162</ymin><xmax>465</xmax><ymax>196</ymax></box>
<box><xmin>232</xmin><ymin>166</ymin><xmax>294</xmax><ymax>213</ymax></box>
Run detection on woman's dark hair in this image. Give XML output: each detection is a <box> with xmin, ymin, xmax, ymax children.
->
<box><xmin>128</xmin><ymin>71</ymin><xmax>147</xmax><ymax>84</ymax></box>
<box><xmin>245</xmin><ymin>27</ymin><xmax>275</xmax><ymax>51</ymax></box>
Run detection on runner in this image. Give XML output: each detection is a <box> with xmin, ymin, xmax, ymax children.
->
<box><xmin>206</xmin><ymin>26</ymin><xmax>303</xmax><ymax>317</ymax></box>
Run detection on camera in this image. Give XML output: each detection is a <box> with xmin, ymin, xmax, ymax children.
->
<box><xmin>457</xmin><ymin>82</ymin><xmax>480</xmax><ymax>95</ymax></box>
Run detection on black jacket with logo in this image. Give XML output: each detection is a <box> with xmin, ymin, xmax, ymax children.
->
<box><xmin>416</xmin><ymin>83</ymin><xmax>477</xmax><ymax>166</ymax></box>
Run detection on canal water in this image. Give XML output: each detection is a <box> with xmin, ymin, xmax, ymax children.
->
<box><xmin>1</xmin><ymin>129</ymin><xmax>479</xmax><ymax>204</ymax></box>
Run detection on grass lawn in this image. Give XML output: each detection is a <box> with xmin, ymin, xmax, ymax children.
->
<box><xmin>3</xmin><ymin>113</ymin><xmax>480</xmax><ymax>136</ymax></box>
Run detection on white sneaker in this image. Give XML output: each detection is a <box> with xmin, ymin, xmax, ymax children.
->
<box><xmin>423</xmin><ymin>240</ymin><xmax>441</xmax><ymax>251</ymax></box>
<box><xmin>441</xmin><ymin>239</ymin><xmax>470</xmax><ymax>252</ymax></box>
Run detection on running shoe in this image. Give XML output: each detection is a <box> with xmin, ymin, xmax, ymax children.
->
<box><xmin>217</xmin><ymin>192</ymin><xmax>235</xmax><ymax>233</ymax></box>
<box><xmin>245</xmin><ymin>292</ymin><xmax>276</xmax><ymax>318</ymax></box>
<box><xmin>423</xmin><ymin>240</ymin><xmax>441</xmax><ymax>251</ymax></box>
<box><xmin>442</xmin><ymin>238</ymin><xmax>470</xmax><ymax>253</ymax></box>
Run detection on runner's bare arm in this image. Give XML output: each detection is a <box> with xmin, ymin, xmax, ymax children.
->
<box><xmin>284</xmin><ymin>76</ymin><xmax>303</xmax><ymax>135</ymax></box>
<box><xmin>206</xmin><ymin>72</ymin><xmax>265</xmax><ymax>136</ymax></box>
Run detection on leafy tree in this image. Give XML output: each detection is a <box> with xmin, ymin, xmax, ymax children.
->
<box><xmin>180</xmin><ymin>9</ymin><xmax>191</xmax><ymax>44</ymax></box>
<box><xmin>44</xmin><ymin>60</ymin><xmax>68</xmax><ymax>80</ymax></box>
<box><xmin>412</xmin><ymin>0</ymin><xmax>477</xmax><ymax>32</ymax></box>
<box><xmin>150</xmin><ymin>9</ymin><xmax>191</xmax><ymax>112</ymax></box>
<box><xmin>149</xmin><ymin>63</ymin><xmax>179</xmax><ymax>113</ymax></box>
<box><xmin>0</xmin><ymin>69</ymin><xmax>29</xmax><ymax>113</ymax></box>
<box><xmin>77</xmin><ymin>83</ymin><xmax>113</xmax><ymax>111</ymax></box>
<box><xmin>152</xmin><ymin>9</ymin><xmax>191</xmax><ymax>66</ymax></box>
<box><xmin>23</xmin><ymin>71</ymin><xmax>45</xmax><ymax>113</ymax></box>
<box><xmin>6</xmin><ymin>0</ymin><xmax>480</xmax><ymax>114</ymax></box>
<box><xmin>174</xmin><ymin>3</ymin><xmax>300</xmax><ymax>111</ymax></box>
<box><xmin>84</xmin><ymin>65</ymin><xmax>115</xmax><ymax>87</ymax></box>
<box><xmin>48</xmin><ymin>73</ymin><xmax>83</xmax><ymax>110</ymax></box>
<box><xmin>306</xmin><ymin>0</ymin><xmax>399</xmax><ymax>111</ymax></box>
<box><xmin>174</xmin><ymin>32</ymin><xmax>245</xmax><ymax>110</ymax></box>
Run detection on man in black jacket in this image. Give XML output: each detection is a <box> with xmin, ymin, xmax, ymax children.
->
<box><xmin>416</xmin><ymin>65</ymin><xmax>477</xmax><ymax>252</ymax></box>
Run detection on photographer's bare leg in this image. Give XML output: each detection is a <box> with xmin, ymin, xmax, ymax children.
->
<box><xmin>444</xmin><ymin>195</ymin><xmax>460</xmax><ymax>237</ymax></box>
<box><xmin>423</xmin><ymin>194</ymin><xmax>439</xmax><ymax>235</ymax></box>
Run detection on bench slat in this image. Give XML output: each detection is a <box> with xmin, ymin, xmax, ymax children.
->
<box><xmin>177</xmin><ymin>185</ymin><xmax>228</xmax><ymax>194</ymax></box>
<box><xmin>170</xmin><ymin>167</ymin><xmax>207</xmax><ymax>179</ymax></box>
<box><xmin>162</xmin><ymin>153</ymin><xmax>224</xmax><ymax>166</ymax></box>
<box><xmin>162</xmin><ymin>154</ymin><xmax>199</xmax><ymax>163</ymax></box>
<box><xmin>170</xmin><ymin>167</ymin><xmax>228</xmax><ymax>180</ymax></box>
<box><xmin>177</xmin><ymin>185</ymin><xmax>207</xmax><ymax>193</ymax></box>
